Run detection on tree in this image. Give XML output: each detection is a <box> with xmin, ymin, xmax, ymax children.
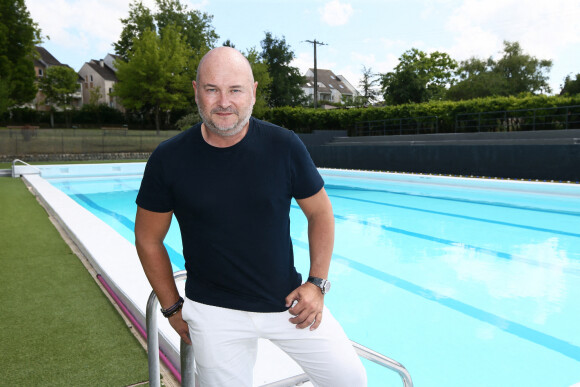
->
<box><xmin>496</xmin><ymin>41</ymin><xmax>552</xmax><ymax>95</ymax></box>
<box><xmin>155</xmin><ymin>0</ymin><xmax>218</xmax><ymax>53</ymax></box>
<box><xmin>222</xmin><ymin>39</ymin><xmax>235</xmax><ymax>48</ymax></box>
<box><xmin>245</xmin><ymin>47</ymin><xmax>271</xmax><ymax>115</ymax></box>
<box><xmin>445</xmin><ymin>57</ymin><xmax>506</xmax><ymax>100</ymax></box>
<box><xmin>114</xmin><ymin>0</ymin><xmax>218</xmax><ymax>60</ymax></box>
<box><xmin>113</xmin><ymin>1</ymin><xmax>155</xmax><ymax>61</ymax></box>
<box><xmin>0</xmin><ymin>0</ymin><xmax>42</xmax><ymax>114</ymax></box>
<box><xmin>358</xmin><ymin>66</ymin><xmax>380</xmax><ymax>105</ymax></box>
<box><xmin>447</xmin><ymin>41</ymin><xmax>552</xmax><ymax>100</ymax></box>
<box><xmin>380</xmin><ymin>48</ymin><xmax>457</xmax><ymax>105</ymax></box>
<box><xmin>560</xmin><ymin>74</ymin><xmax>580</xmax><ymax>95</ymax></box>
<box><xmin>38</xmin><ymin>66</ymin><xmax>80</xmax><ymax>127</ymax></box>
<box><xmin>260</xmin><ymin>32</ymin><xmax>306</xmax><ymax>107</ymax></box>
<box><xmin>113</xmin><ymin>25</ymin><xmax>195</xmax><ymax>134</ymax></box>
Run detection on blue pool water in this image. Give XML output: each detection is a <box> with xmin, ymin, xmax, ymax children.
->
<box><xmin>48</xmin><ymin>169</ymin><xmax>580</xmax><ymax>387</ymax></box>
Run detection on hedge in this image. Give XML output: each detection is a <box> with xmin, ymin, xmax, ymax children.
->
<box><xmin>257</xmin><ymin>94</ymin><xmax>580</xmax><ymax>134</ymax></box>
<box><xmin>4</xmin><ymin>94</ymin><xmax>579</xmax><ymax>133</ymax></box>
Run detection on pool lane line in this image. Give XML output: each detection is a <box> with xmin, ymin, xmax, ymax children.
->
<box><xmin>325</xmin><ymin>184</ymin><xmax>580</xmax><ymax>217</ymax></box>
<box><xmin>291</xmin><ymin>239</ymin><xmax>580</xmax><ymax>363</ymax></box>
<box><xmin>59</xmin><ymin>190</ymin><xmax>580</xmax><ymax>362</ymax></box>
<box><xmin>329</xmin><ymin>194</ymin><xmax>580</xmax><ymax>239</ymax></box>
<box><xmin>290</xmin><ymin>205</ymin><xmax>580</xmax><ymax>275</ymax></box>
<box><xmin>72</xmin><ymin>193</ymin><xmax>185</xmax><ymax>269</ymax></box>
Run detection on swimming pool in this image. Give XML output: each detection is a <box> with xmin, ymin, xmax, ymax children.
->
<box><xmin>32</xmin><ymin>165</ymin><xmax>580</xmax><ymax>386</ymax></box>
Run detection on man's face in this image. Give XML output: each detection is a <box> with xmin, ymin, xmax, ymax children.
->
<box><xmin>193</xmin><ymin>54</ymin><xmax>257</xmax><ymax>137</ymax></box>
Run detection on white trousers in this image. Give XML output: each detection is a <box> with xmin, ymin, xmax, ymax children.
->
<box><xmin>182</xmin><ymin>298</ymin><xmax>367</xmax><ymax>387</ymax></box>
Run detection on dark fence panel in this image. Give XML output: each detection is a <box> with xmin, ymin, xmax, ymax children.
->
<box><xmin>307</xmin><ymin>144</ymin><xmax>580</xmax><ymax>182</ymax></box>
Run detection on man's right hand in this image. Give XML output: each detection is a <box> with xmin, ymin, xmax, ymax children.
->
<box><xmin>169</xmin><ymin>311</ymin><xmax>192</xmax><ymax>345</ymax></box>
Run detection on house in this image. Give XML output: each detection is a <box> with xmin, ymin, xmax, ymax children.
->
<box><xmin>301</xmin><ymin>69</ymin><xmax>359</xmax><ymax>106</ymax></box>
<box><xmin>79</xmin><ymin>54</ymin><xmax>124</xmax><ymax>111</ymax></box>
<box><xmin>32</xmin><ymin>46</ymin><xmax>84</xmax><ymax>110</ymax></box>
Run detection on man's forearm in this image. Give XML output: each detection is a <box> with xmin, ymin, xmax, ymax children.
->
<box><xmin>136</xmin><ymin>241</ymin><xmax>180</xmax><ymax>308</ymax></box>
<box><xmin>307</xmin><ymin>209</ymin><xmax>334</xmax><ymax>279</ymax></box>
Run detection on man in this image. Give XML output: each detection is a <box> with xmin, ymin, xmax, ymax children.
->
<box><xmin>135</xmin><ymin>46</ymin><xmax>366</xmax><ymax>386</ymax></box>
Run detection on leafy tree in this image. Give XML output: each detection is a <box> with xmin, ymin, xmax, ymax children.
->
<box><xmin>0</xmin><ymin>0</ymin><xmax>42</xmax><ymax>113</ymax></box>
<box><xmin>38</xmin><ymin>66</ymin><xmax>80</xmax><ymax>127</ymax></box>
<box><xmin>380</xmin><ymin>48</ymin><xmax>457</xmax><ymax>105</ymax></box>
<box><xmin>445</xmin><ymin>57</ymin><xmax>506</xmax><ymax>100</ymax></box>
<box><xmin>113</xmin><ymin>1</ymin><xmax>155</xmax><ymax>61</ymax></box>
<box><xmin>560</xmin><ymin>74</ymin><xmax>580</xmax><ymax>95</ymax></box>
<box><xmin>245</xmin><ymin>47</ymin><xmax>271</xmax><ymax>115</ymax></box>
<box><xmin>222</xmin><ymin>39</ymin><xmax>235</xmax><ymax>48</ymax></box>
<box><xmin>496</xmin><ymin>41</ymin><xmax>552</xmax><ymax>95</ymax></box>
<box><xmin>260</xmin><ymin>32</ymin><xmax>306</xmax><ymax>107</ymax></box>
<box><xmin>155</xmin><ymin>0</ymin><xmax>218</xmax><ymax>53</ymax></box>
<box><xmin>114</xmin><ymin>0</ymin><xmax>218</xmax><ymax>60</ymax></box>
<box><xmin>447</xmin><ymin>41</ymin><xmax>552</xmax><ymax>100</ymax></box>
<box><xmin>113</xmin><ymin>25</ymin><xmax>195</xmax><ymax>134</ymax></box>
<box><xmin>358</xmin><ymin>66</ymin><xmax>380</xmax><ymax>105</ymax></box>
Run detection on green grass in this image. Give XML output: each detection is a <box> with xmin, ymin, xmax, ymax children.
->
<box><xmin>0</xmin><ymin>178</ymin><xmax>150</xmax><ymax>386</ymax></box>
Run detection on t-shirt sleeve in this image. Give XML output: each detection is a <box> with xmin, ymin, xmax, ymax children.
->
<box><xmin>136</xmin><ymin>149</ymin><xmax>174</xmax><ymax>213</ymax></box>
<box><xmin>289</xmin><ymin>132</ymin><xmax>324</xmax><ymax>199</ymax></box>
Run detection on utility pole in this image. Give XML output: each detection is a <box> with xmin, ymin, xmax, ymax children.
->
<box><xmin>305</xmin><ymin>39</ymin><xmax>327</xmax><ymax>108</ymax></box>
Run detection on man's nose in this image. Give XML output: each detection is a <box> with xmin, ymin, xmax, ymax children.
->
<box><xmin>217</xmin><ymin>92</ymin><xmax>230</xmax><ymax>108</ymax></box>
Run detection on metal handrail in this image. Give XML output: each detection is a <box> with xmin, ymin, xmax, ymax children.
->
<box><xmin>11</xmin><ymin>159</ymin><xmax>42</xmax><ymax>178</ymax></box>
<box><xmin>146</xmin><ymin>270</ymin><xmax>189</xmax><ymax>387</ymax></box>
<box><xmin>352</xmin><ymin>341</ymin><xmax>413</xmax><ymax>387</ymax></box>
<box><xmin>146</xmin><ymin>271</ymin><xmax>413</xmax><ymax>387</ymax></box>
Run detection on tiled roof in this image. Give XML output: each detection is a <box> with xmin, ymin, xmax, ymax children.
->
<box><xmin>34</xmin><ymin>46</ymin><xmax>63</xmax><ymax>68</ymax></box>
<box><xmin>303</xmin><ymin>68</ymin><xmax>354</xmax><ymax>95</ymax></box>
<box><xmin>86</xmin><ymin>60</ymin><xmax>118</xmax><ymax>82</ymax></box>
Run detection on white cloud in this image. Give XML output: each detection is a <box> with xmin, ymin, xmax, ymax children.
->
<box><xmin>27</xmin><ymin>0</ymin><xmax>131</xmax><ymax>52</ymax></box>
<box><xmin>319</xmin><ymin>0</ymin><xmax>354</xmax><ymax>26</ymax></box>
<box><xmin>445</xmin><ymin>0</ymin><xmax>580</xmax><ymax>61</ymax></box>
<box><xmin>292</xmin><ymin>51</ymin><xmax>313</xmax><ymax>75</ymax></box>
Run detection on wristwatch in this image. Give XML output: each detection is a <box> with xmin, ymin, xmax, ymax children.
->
<box><xmin>307</xmin><ymin>276</ymin><xmax>331</xmax><ymax>294</ymax></box>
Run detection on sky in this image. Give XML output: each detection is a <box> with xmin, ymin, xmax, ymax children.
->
<box><xmin>26</xmin><ymin>0</ymin><xmax>580</xmax><ymax>94</ymax></box>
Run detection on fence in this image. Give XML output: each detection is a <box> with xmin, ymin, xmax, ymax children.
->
<box><xmin>0</xmin><ymin>128</ymin><xmax>180</xmax><ymax>157</ymax></box>
<box><xmin>354</xmin><ymin>105</ymin><xmax>580</xmax><ymax>137</ymax></box>
<box><xmin>354</xmin><ymin>116</ymin><xmax>439</xmax><ymax>136</ymax></box>
<box><xmin>454</xmin><ymin>105</ymin><xmax>580</xmax><ymax>133</ymax></box>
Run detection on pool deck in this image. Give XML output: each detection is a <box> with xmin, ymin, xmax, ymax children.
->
<box><xmin>18</xmin><ymin>163</ymin><xmax>313</xmax><ymax>386</ymax></box>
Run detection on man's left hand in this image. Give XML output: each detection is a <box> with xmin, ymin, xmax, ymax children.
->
<box><xmin>285</xmin><ymin>282</ymin><xmax>324</xmax><ymax>330</ymax></box>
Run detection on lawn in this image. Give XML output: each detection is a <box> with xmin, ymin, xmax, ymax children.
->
<box><xmin>0</xmin><ymin>177</ymin><xmax>151</xmax><ymax>385</ymax></box>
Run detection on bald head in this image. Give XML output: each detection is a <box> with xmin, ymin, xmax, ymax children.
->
<box><xmin>192</xmin><ymin>46</ymin><xmax>258</xmax><ymax>141</ymax></box>
<box><xmin>196</xmin><ymin>47</ymin><xmax>255</xmax><ymax>84</ymax></box>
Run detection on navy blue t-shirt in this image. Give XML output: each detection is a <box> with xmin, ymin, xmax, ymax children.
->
<box><xmin>136</xmin><ymin>117</ymin><xmax>324</xmax><ymax>312</ymax></box>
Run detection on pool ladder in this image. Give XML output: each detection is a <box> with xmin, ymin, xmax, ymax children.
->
<box><xmin>11</xmin><ymin>159</ymin><xmax>42</xmax><ymax>178</ymax></box>
<box><xmin>146</xmin><ymin>271</ymin><xmax>413</xmax><ymax>387</ymax></box>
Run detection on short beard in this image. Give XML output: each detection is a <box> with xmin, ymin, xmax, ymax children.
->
<box><xmin>199</xmin><ymin>106</ymin><xmax>252</xmax><ymax>138</ymax></box>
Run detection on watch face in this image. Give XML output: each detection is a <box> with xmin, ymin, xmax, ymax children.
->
<box><xmin>323</xmin><ymin>281</ymin><xmax>331</xmax><ymax>294</ymax></box>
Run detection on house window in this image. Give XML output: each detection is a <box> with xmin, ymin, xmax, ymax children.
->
<box><xmin>339</xmin><ymin>85</ymin><xmax>344</xmax><ymax>89</ymax></box>
<box><xmin>38</xmin><ymin>68</ymin><xmax>43</xmax><ymax>76</ymax></box>
<box><xmin>90</xmin><ymin>75</ymin><xmax>93</xmax><ymax>82</ymax></box>
<box><xmin>330</xmin><ymin>75</ymin><xmax>335</xmax><ymax>79</ymax></box>
<box><xmin>329</xmin><ymin>84</ymin><xmax>334</xmax><ymax>88</ymax></box>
